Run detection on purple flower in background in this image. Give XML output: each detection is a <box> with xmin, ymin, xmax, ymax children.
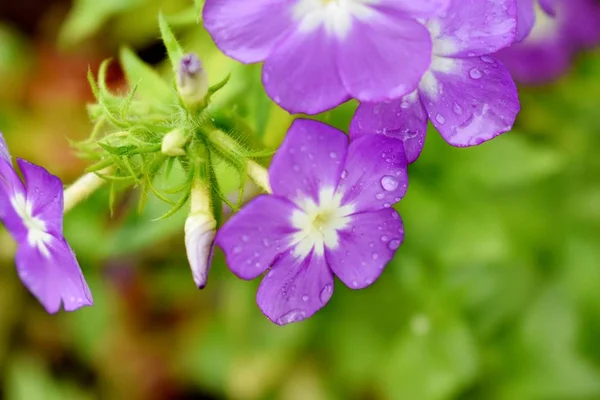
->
<box><xmin>0</xmin><ymin>133</ymin><xmax>92</xmax><ymax>313</ymax></box>
<box><xmin>351</xmin><ymin>0</ymin><xmax>520</xmax><ymax>163</ymax></box>
<box><xmin>203</xmin><ymin>0</ymin><xmax>450</xmax><ymax>114</ymax></box>
<box><xmin>497</xmin><ymin>0</ymin><xmax>600</xmax><ymax>83</ymax></box>
<box><xmin>216</xmin><ymin>119</ymin><xmax>407</xmax><ymax>325</ymax></box>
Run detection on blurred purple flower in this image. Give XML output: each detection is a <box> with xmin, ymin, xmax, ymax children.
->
<box><xmin>203</xmin><ymin>0</ymin><xmax>450</xmax><ymax>114</ymax></box>
<box><xmin>497</xmin><ymin>0</ymin><xmax>600</xmax><ymax>83</ymax></box>
<box><xmin>0</xmin><ymin>133</ymin><xmax>92</xmax><ymax>313</ymax></box>
<box><xmin>350</xmin><ymin>0</ymin><xmax>521</xmax><ymax>163</ymax></box>
<box><xmin>216</xmin><ymin>119</ymin><xmax>407</xmax><ymax>325</ymax></box>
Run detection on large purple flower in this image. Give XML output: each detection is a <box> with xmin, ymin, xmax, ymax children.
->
<box><xmin>350</xmin><ymin>0</ymin><xmax>520</xmax><ymax>163</ymax></box>
<box><xmin>203</xmin><ymin>0</ymin><xmax>450</xmax><ymax>115</ymax></box>
<box><xmin>216</xmin><ymin>119</ymin><xmax>407</xmax><ymax>325</ymax></box>
<box><xmin>0</xmin><ymin>133</ymin><xmax>92</xmax><ymax>313</ymax></box>
<box><xmin>497</xmin><ymin>0</ymin><xmax>600</xmax><ymax>83</ymax></box>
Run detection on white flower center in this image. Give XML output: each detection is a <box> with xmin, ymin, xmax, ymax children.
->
<box><xmin>291</xmin><ymin>187</ymin><xmax>354</xmax><ymax>257</ymax></box>
<box><xmin>11</xmin><ymin>193</ymin><xmax>52</xmax><ymax>257</ymax></box>
<box><xmin>293</xmin><ymin>0</ymin><xmax>378</xmax><ymax>39</ymax></box>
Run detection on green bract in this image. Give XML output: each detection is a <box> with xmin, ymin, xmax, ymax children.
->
<box><xmin>76</xmin><ymin>15</ymin><xmax>273</xmax><ymax>223</ymax></box>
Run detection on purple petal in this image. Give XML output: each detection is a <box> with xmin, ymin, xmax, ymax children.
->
<box><xmin>216</xmin><ymin>195</ymin><xmax>298</xmax><ymax>280</ymax></box>
<box><xmin>269</xmin><ymin>119</ymin><xmax>348</xmax><ymax>204</ymax></box>
<box><xmin>263</xmin><ymin>27</ymin><xmax>349</xmax><ymax>114</ymax></box>
<box><xmin>202</xmin><ymin>0</ymin><xmax>295</xmax><ymax>64</ymax></box>
<box><xmin>420</xmin><ymin>56</ymin><xmax>519</xmax><ymax>147</ymax></box>
<box><xmin>257</xmin><ymin>249</ymin><xmax>334</xmax><ymax>325</ymax></box>
<box><xmin>337</xmin><ymin>135</ymin><xmax>408</xmax><ymax>213</ymax></box>
<box><xmin>515</xmin><ymin>0</ymin><xmax>536</xmax><ymax>41</ymax></box>
<box><xmin>561</xmin><ymin>0</ymin><xmax>600</xmax><ymax>48</ymax></box>
<box><xmin>337</xmin><ymin>16</ymin><xmax>431</xmax><ymax>103</ymax></box>
<box><xmin>538</xmin><ymin>0</ymin><xmax>558</xmax><ymax>16</ymax></box>
<box><xmin>376</xmin><ymin>0</ymin><xmax>450</xmax><ymax>18</ymax></box>
<box><xmin>496</xmin><ymin>40</ymin><xmax>570</xmax><ymax>83</ymax></box>
<box><xmin>326</xmin><ymin>209</ymin><xmax>403</xmax><ymax>290</ymax></box>
<box><xmin>0</xmin><ymin>159</ymin><xmax>27</xmax><ymax>237</ymax></box>
<box><xmin>350</xmin><ymin>92</ymin><xmax>428</xmax><ymax>164</ymax></box>
<box><xmin>430</xmin><ymin>0</ymin><xmax>518</xmax><ymax>57</ymax></box>
<box><xmin>18</xmin><ymin>159</ymin><xmax>64</xmax><ymax>236</ymax></box>
<box><xmin>16</xmin><ymin>236</ymin><xmax>92</xmax><ymax>313</ymax></box>
<box><xmin>0</xmin><ymin>132</ymin><xmax>10</xmax><ymax>162</ymax></box>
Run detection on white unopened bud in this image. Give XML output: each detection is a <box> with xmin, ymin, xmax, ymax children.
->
<box><xmin>161</xmin><ymin>128</ymin><xmax>187</xmax><ymax>156</ymax></box>
<box><xmin>177</xmin><ymin>53</ymin><xmax>209</xmax><ymax>107</ymax></box>
<box><xmin>185</xmin><ymin>182</ymin><xmax>216</xmax><ymax>289</ymax></box>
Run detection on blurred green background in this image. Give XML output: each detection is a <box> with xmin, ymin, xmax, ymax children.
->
<box><xmin>1</xmin><ymin>1</ymin><xmax>600</xmax><ymax>399</ymax></box>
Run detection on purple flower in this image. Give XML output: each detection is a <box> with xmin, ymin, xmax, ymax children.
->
<box><xmin>497</xmin><ymin>0</ymin><xmax>600</xmax><ymax>83</ymax></box>
<box><xmin>0</xmin><ymin>133</ymin><xmax>92</xmax><ymax>313</ymax></box>
<box><xmin>216</xmin><ymin>119</ymin><xmax>408</xmax><ymax>325</ymax></box>
<box><xmin>203</xmin><ymin>0</ymin><xmax>450</xmax><ymax>115</ymax></box>
<box><xmin>350</xmin><ymin>0</ymin><xmax>521</xmax><ymax>163</ymax></box>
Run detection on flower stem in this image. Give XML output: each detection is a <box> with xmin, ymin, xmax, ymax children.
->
<box><xmin>246</xmin><ymin>160</ymin><xmax>272</xmax><ymax>194</ymax></box>
<box><xmin>63</xmin><ymin>167</ymin><xmax>113</xmax><ymax>213</ymax></box>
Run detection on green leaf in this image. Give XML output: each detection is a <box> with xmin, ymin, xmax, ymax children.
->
<box><xmin>158</xmin><ymin>13</ymin><xmax>184</xmax><ymax>71</ymax></box>
<box><xmin>119</xmin><ymin>47</ymin><xmax>175</xmax><ymax>104</ymax></box>
<box><xmin>381</xmin><ymin>315</ymin><xmax>478</xmax><ymax>400</ymax></box>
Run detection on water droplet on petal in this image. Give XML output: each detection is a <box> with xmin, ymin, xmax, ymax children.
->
<box><xmin>380</xmin><ymin>175</ymin><xmax>398</xmax><ymax>191</ymax></box>
<box><xmin>352</xmin><ymin>280</ymin><xmax>359</xmax><ymax>288</ymax></box>
<box><xmin>320</xmin><ymin>284</ymin><xmax>333</xmax><ymax>304</ymax></box>
<box><xmin>435</xmin><ymin>114</ymin><xmax>446</xmax><ymax>125</ymax></box>
<box><xmin>375</xmin><ymin>192</ymin><xmax>385</xmax><ymax>200</ymax></box>
<box><xmin>388</xmin><ymin>240</ymin><xmax>401</xmax><ymax>250</ymax></box>
<box><xmin>381</xmin><ymin>235</ymin><xmax>389</xmax><ymax>242</ymax></box>
<box><xmin>233</xmin><ymin>246</ymin><xmax>242</xmax><ymax>254</ymax></box>
<box><xmin>262</xmin><ymin>238</ymin><xmax>270</xmax><ymax>247</ymax></box>
<box><xmin>453</xmin><ymin>103</ymin><xmax>463</xmax><ymax>115</ymax></box>
<box><xmin>469</xmin><ymin>68</ymin><xmax>482</xmax><ymax>79</ymax></box>
<box><xmin>302</xmin><ymin>295</ymin><xmax>309</xmax><ymax>302</ymax></box>
<box><xmin>276</xmin><ymin>309</ymin><xmax>306</xmax><ymax>325</ymax></box>
<box><xmin>341</xmin><ymin>170</ymin><xmax>348</xmax><ymax>179</ymax></box>
<box><xmin>384</xmin><ymin>202</ymin><xmax>391</xmax><ymax>208</ymax></box>
<box><xmin>372</xmin><ymin>252</ymin><xmax>379</xmax><ymax>260</ymax></box>
<box><xmin>329</xmin><ymin>152</ymin><xmax>337</xmax><ymax>159</ymax></box>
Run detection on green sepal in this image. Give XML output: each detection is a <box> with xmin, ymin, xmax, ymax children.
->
<box><xmin>119</xmin><ymin>46</ymin><xmax>175</xmax><ymax>105</ymax></box>
<box><xmin>158</xmin><ymin>13</ymin><xmax>184</xmax><ymax>72</ymax></box>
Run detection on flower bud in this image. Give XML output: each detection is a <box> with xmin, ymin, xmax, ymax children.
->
<box><xmin>161</xmin><ymin>128</ymin><xmax>187</xmax><ymax>156</ymax></box>
<box><xmin>177</xmin><ymin>53</ymin><xmax>209</xmax><ymax>107</ymax></box>
<box><xmin>185</xmin><ymin>182</ymin><xmax>217</xmax><ymax>289</ymax></box>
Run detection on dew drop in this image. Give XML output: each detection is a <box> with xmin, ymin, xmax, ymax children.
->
<box><xmin>262</xmin><ymin>238</ymin><xmax>270</xmax><ymax>247</ymax></box>
<box><xmin>375</xmin><ymin>192</ymin><xmax>385</xmax><ymax>200</ymax></box>
<box><xmin>341</xmin><ymin>169</ymin><xmax>348</xmax><ymax>179</ymax></box>
<box><xmin>320</xmin><ymin>284</ymin><xmax>333</xmax><ymax>303</ymax></box>
<box><xmin>469</xmin><ymin>68</ymin><xmax>482</xmax><ymax>79</ymax></box>
<box><xmin>302</xmin><ymin>295</ymin><xmax>309</xmax><ymax>302</ymax></box>
<box><xmin>453</xmin><ymin>103</ymin><xmax>463</xmax><ymax>115</ymax></box>
<box><xmin>352</xmin><ymin>280</ymin><xmax>359</xmax><ymax>288</ymax></box>
<box><xmin>233</xmin><ymin>246</ymin><xmax>242</xmax><ymax>254</ymax></box>
<box><xmin>380</xmin><ymin>175</ymin><xmax>398</xmax><ymax>191</ymax></box>
<box><xmin>381</xmin><ymin>235</ymin><xmax>389</xmax><ymax>242</ymax></box>
<box><xmin>388</xmin><ymin>240</ymin><xmax>401</xmax><ymax>250</ymax></box>
<box><xmin>276</xmin><ymin>309</ymin><xmax>306</xmax><ymax>325</ymax></box>
<box><xmin>369</xmin><ymin>242</ymin><xmax>375</xmax><ymax>248</ymax></box>
<box><xmin>384</xmin><ymin>202</ymin><xmax>391</xmax><ymax>208</ymax></box>
<box><xmin>330</xmin><ymin>152</ymin><xmax>337</xmax><ymax>159</ymax></box>
<box><xmin>372</xmin><ymin>252</ymin><xmax>379</xmax><ymax>260</ymax></box>
<box><xmin>435</xmin><ymin>114</ymin><xmax>446</xmax><ymax>124</ymax></box>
